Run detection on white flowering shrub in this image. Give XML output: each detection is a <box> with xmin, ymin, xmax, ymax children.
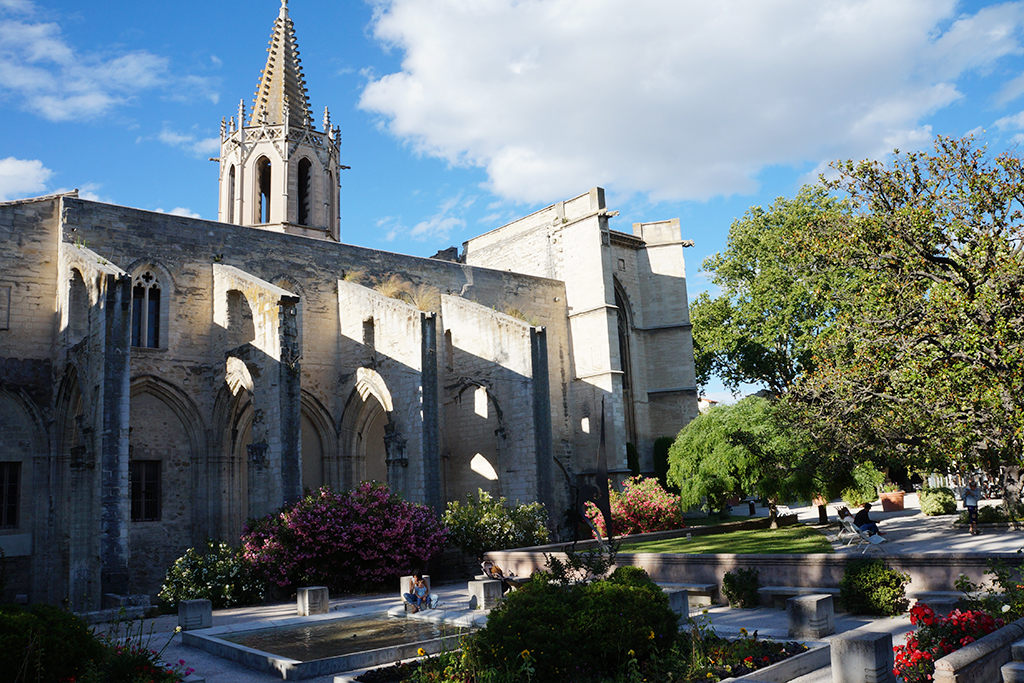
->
<box><xmin>443</xmin><ymin>489</ymin><xmax>549</xmax><ymax>559</ymax></box>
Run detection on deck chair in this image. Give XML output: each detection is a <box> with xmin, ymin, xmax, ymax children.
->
<box><xmin>840</xmin><ymin>517</ymin><xmax>886</xmax><ymax>554</ymax></box>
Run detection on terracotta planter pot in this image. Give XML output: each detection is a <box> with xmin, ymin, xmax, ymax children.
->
<box><xmin>879</xmin><ymin>491</ymin><xmax>905</xmax><ymax>512</ymax></box>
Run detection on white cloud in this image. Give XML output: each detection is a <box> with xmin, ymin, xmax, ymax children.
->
<box><xmin>409</xmin><ymin>193</ymin><xmax>471</xmax><ymax>241</ymax></box>
<box><xmin>0</xmin><ymin>156</ymin><xmax>51</xmax><ymax>200</ymax></box>
<box><xmin>155</xmin><ymin>207</ymin><xmax>201</xmax><ymax>219</ymax></box>
<box><xmin>377</xmin><ymin>193</ymin><xmax>473</xmax><ymax>242</ymax></box>
<box><xmin>0</xmin><ymin>11</ymin><xmax>217</xmax><ymax>121</ymax></box>
<box><xmin>155</xmin><ymin>126</ymin><xmax>221</xmax><ymax>157</ymax></box>
<box><xmin>360</xmin><ymin>0</ymin><xmax>1024</xmax><ymax>205</ymax></box>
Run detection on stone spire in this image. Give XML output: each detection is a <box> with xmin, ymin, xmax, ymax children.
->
<box><xmin>250</xmin><ymin>0</ymin><xmax>312</xmax><ymax>128</ymax></box>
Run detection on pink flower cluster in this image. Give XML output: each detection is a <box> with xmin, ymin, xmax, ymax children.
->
<box><xmin>893</xmin><ymin>604</ymin><xmax>1004</xmax><ymax>683</ymax></box>
<box><xmin>241</xmin><ymin>482</ymin><xmax>448</xmax><ymax>590</ymax></box>
<box><xmin>585</xmin><ymin>475</ymin><xmax>686</xmax><ymax>537</ymax></box>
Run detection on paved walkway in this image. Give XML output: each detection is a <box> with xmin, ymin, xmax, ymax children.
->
<box><xmin>136</xmin><ymin>494</ymin><xmax>1023</xmax><ymax>683</ymax></box>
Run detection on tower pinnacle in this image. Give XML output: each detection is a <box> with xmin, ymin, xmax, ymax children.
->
<box><xmin>251</xmin><ymin>0</ymin><xmax>311</xmax><ymax>128</ymax></box>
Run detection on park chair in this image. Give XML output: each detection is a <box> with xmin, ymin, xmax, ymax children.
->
<box><xmin>839</xmin><ymin>517</ymin><xmax>886</xmax><ymax>554</ymax></box>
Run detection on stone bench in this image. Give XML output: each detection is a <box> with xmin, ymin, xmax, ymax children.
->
<box><xmin>759</xmin><ymin>585</ymin><xmax>841</xmax><ymax>610</ymax></box>
<box><xmin>910</xmin><ymin>591</ymin><xmax>966</xmax><ymax>617</ymax></box>
<box><xmin>658</xmin><ymin>582</ymin><xmax>719</xmax><ymax>610</ymax></box>
<box><xmin>787</xmin><ymin>594</ymin><xmax>835</xmax><ymax>639</ymax></box>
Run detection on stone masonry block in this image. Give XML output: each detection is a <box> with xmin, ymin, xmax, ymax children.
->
<box><xmin>178</xmin><ymin>599</ymin><xmax>212</xmax><ymax>631</ymax></box>
<box><xmin>831</xmin><ymin>630</ymin><xmax>895</xmax><ymax>683</ymax></box>
<box><xmin>788</xmin><ymin>594</ymin><xmax>835</xmax><ymax>639</ymax></box>
<box><xmin>469</xmin><ymin>579</ymin><xmax>502</xmax><ymax>610</ymax></box>
<box><xmin>297</xmin><ymin>586</ymin><xmax>330</xmax><ymax>616</ymax></box>
<box><xmin>665</xmin><ymin>588</ymin><xmax>689</xmax><ymax>616</ymax></box>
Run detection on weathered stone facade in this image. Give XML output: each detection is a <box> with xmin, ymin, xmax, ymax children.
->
<box><xmin>0</xmin><ymin>1</ymin><xmax>697</xmax><ymax>607</ymax></box>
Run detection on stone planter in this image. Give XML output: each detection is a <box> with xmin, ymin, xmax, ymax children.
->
<box><xmin>879</xmin><ymin>491</ymin><xmax>905</xmax><ymax>512</ymax></box>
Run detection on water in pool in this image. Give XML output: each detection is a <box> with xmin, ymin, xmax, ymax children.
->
<box><xmin>222</xmin><ymin>612</ymin><xmax>468</xmax><ymax>662</ymax></box>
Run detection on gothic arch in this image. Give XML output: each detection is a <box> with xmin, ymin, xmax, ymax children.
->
<box><xmin>299</xmin><ymin>390</ymin><xmax>337</xmax><ymax>491</ymax></box>
<box><xmin>613</xmin><ymin>277</ymin><xmax>637</xmax><ymax>447</ymax></box>
<box><xmin>124</xmin><ymin>261</ymin><xmax>174</xmax><ymax>350</ymax></box>
<box><xmin>127</xmin><ymin>376</ymin><xmax>204</xmax><ymax>594</ymax></box>
<box><xmin>339</xmin><ymin>368</ymin><xmax>394</xmax><ymax>488</ymax></box>
<box><xmin>254</xmin><ymin>155</ymin><xmax>272</xmax><ymax>224</ymax></box>
<box><xmin>67</xmin><ymin>268</ymin><xmax>89</xmax><ymax>344</ymax></box>
<box><xmin>129</xmin><ymin>375</ymin><xmax>206</xmax><ymax>460</ymax></box>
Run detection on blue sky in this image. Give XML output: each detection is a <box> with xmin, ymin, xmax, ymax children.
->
<box><xmin>4</xmin><ymin>0</ymin><xmax>1024</xmax><ymax>402</ymax></box>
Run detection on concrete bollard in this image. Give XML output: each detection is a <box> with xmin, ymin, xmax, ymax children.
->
<box><xmin>787</xmin><ymin>594</ymin><xmax>835</xmax><ymax>639</ymax></box>
<box><xmin>468</xmin><ymin>579</ymin><xmax>502</xmax><ymax>610</ymax></box>
<box><xmin>178</xmin><ymin>599</ymin><xmax>212</xmax><ymax>631</ymax></box>
<box><xmin>297</xmin><ymin>586</ymin><xmax>330</xmax><ymax>616</ymax></box>
<box><xmin>831</xmin><ymin>630</ymin><xmax>895</xmax><ymax>683</ymax></box>
<box><xmin>666</xmin><ymin>589</ymin><xmax>690</xmax><ymax>617</ymax></box>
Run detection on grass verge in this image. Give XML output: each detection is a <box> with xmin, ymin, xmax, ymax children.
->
<box><xmin>618</xmin><ymin>523</ymin><xmax>834</xmax><ymax>554</ymax></box>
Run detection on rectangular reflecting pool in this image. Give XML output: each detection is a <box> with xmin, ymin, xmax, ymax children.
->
<box><xmin>181</xmin><ymin>609</ymin><xmax>476</xmax><ymax>680</ymax></box>
<box><xmin>221</xmin><ymin>611</ymin><xmax>455</xmax><ymax>661</ymax></box>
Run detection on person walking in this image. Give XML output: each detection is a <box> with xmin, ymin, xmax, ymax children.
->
<box><xmin>963</xmin><ymin>480</ymin><xmax>982</xmax><ymax>535</ymax></box>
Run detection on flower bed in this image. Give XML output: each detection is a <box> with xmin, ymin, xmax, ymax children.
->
<box><xmin>893</xmin><ymin>603</ymin><xmax>1004</xmax><ymax>683</ymax></box>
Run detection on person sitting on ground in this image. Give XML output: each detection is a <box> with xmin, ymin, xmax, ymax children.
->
<box><xmin>403</xmin><ymin>573</ymin><xmax>431</xmax><ymax>613</ymax></box>
<box><xmin>853</xmin><ymin>502</ymin><xmax>883</xmax><ymax>537</ymax></box>
<box><xmin>963</xmin><ymin>480</ymin><xmax>981</xmax><ymax>536</ymax></box>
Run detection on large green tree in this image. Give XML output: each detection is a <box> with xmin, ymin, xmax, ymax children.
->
<box><xmin>788</xmin><ymin>136</ymin><xmax>1024</xmax><ymax>479</ymax></box>
<box><xmin>667</xmin><ymin>396</ymin><xmax>823</xmax><ymax>521</ymax></box>
<box><xmin>691</xmin><ymin>186</ymin><xmax>846</xmax><ymax>395</ymax></box>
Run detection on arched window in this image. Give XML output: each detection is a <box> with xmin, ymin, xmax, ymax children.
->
<box><xmin>256</xmin><ymin>156</ymin><xmax>272</xmax><ymax>224</ymax></box>
<box><xmin>132</xmin><ymin>270</ymin><xmax>161</xmax><ymax>348</ymax></box>
<box><xmin>297</xmin><ymin>158</ymin><xmax>312</xmax><ymax>226</ymax></box>
<box><xmin>227</xmin><ymin>165</ymin><xmax>236</xmax><ymax>224</ymax></box>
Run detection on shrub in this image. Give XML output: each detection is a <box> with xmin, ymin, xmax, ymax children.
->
<box><xmin>958</xmin><ymin>504</ymin><xmax>1011</xmax><ymax>525</ymax></box>
<box><xmin>0</xmin><ymin>604</ymin><xmax>104</xmax><ymax>683</ymax></box>
<box><xmin>160</xmin><ymin>539</ymin><xmax>265</xmax><ymax>609</ymax></box>
<box><xmin>242</xmin><ymin>482</ymin><xmax>448</xmax><ymax>591</ymax></box>
<box><xmin>722</xmin><ymin>567</ymin><xmax>760</xmax><ymax>608</ymax></box>
<box><xmin>919</xmin><ymin>487</ymin><xmax>957</xmax><ymax>516</ymax></box>
<box><xmin>842</xmin><ymin>462</ymin><xmax>884</xmax><ymax>507</ymax></box>
<box><xmin>585</xmin><ymin>475</ymin><xmax>686</xmax><ymax>537</ymax></box>
<box><xmin>442</xmin><ymin>489</ymin><xmax>549</xmax><ymax>559</ymax></box>
<box><xmin>466</xmin><ymin>568</ymin><xmax>678</xmax><ymax>681</ymax></box>
<box><xmin>893</xmin><ymin>604</ymin><xmax>1003</xmax><ymax>683</ymax></box>
<box><xmin>955</xmin><ymin>558</ymin><xmax>1024</xmax><ymax>621</ymax></box>
<box><xmin>840</xmin><ymin>558</ymin><xmax>910</xmax><ymax>615</ymax></box>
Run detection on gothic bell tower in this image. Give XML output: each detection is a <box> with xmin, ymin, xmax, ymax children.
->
<box><xmin>217</xmin><ymin>0</ymin><xmax>342</xmax><ymax>241</ymax></box>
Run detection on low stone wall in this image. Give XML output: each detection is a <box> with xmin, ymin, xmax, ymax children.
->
<box><xmin>485</xmin><ymin>529</ymin><xmax>1023</xmax><ymax>594</ymax></box>
<box><xmin>933</xmin><ymin>616</ymin><xmax>1024</xmax><ymax>683</ymax></box>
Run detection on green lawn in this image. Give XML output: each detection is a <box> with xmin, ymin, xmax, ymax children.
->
<box><xmin>618</xmin><ymin>524</ymin><xmax>834</xmax><ymax>554</ymax></box>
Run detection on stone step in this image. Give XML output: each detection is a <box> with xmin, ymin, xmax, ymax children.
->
<box><xmin>1012</xmin><ymin>638</ymin><xmax>1024</xmax><ymax>662</ymax></box>
<box><xmin>1002</xmin><ymin>661</ymin><xmax>1024</xmax><ymax>682</ymax></box>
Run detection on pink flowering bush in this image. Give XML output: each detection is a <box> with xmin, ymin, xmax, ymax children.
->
<box><xmin>893</xmin><ymin>604</ymin><xmax>1004</xmax><ymax>683</ymax></box>
<box><xmin>585</xmin><ymin>475</ymin><xmax>686</xmax><ymax>537</ymax></box>
<box><xmin>241</xmin><ymin>482</ymin><xmax>448</xmax><ymax>591</ymax></box>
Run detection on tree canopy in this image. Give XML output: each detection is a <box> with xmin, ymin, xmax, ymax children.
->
<box><xmin>692</xmin><ymin>135</ymin><xmax>1024</xmax><ymax>480</ymax></box>
<box><xmin>787</xmin><ymin>136</ymin><xmax>1024</xmax><ymax>477</ymax></box>
<box><xmin>667</xmin><ymin>396</ymin><xmax>820</xmax><ymax>518</ymax></box>
<box><xmin>690</xmin><ymin>186</ymin><xmax>846</xmax><ymax>396</ymax></box>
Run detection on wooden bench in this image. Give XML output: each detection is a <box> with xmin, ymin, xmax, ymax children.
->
<box><xmin>759</xmin><ymin>585</ymin><xmax>841</xmax><ymax>610</ymax></box>
<box><xmin>658</xmin><ymin>582</ymin><xmax>719</xmax><ymax>608</ymax></box>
